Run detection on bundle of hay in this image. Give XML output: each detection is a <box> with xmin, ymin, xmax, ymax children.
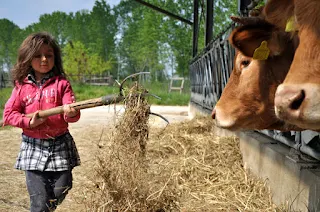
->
<box><xmin>83</xmin><ymin>82</ymin><xmax>177</xmax><ymax>211</ymax></box>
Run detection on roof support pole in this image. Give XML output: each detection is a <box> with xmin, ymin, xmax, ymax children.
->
<box><xmin>193</xmin><ymin>0</ymin><xmax>199</xmax><ymax>57</ymax></box>
<box><xmin>205</xmin><ymin>0</ymin><xmax>214</xmax><ymax>45</ymax></box>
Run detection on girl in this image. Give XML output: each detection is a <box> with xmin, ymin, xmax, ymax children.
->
<box><xmin>3</xmin><ymin>32</ymin><xmax>81</xmax><ymax>212</ymax></box>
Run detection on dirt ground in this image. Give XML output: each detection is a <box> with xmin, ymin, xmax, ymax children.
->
<box><xmin>0</xmin><ymin>105</ymin><xmax>190</xmax><ymax>212</ymax></box>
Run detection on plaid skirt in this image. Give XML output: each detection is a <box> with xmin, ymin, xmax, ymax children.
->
<box><xmin>15</xmin><ymin>132</ymin><xmax>81</xmax><ymax>171</ymax></box>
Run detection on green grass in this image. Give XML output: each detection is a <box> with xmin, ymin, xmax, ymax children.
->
<box><xmin>0</xmin><ymin>81</ymin><xmax>191</xmax><ymax>119</ymax></box>
<box><xmin>72</xmin><ymin>83</ymin><xmax>120</xmax><ymax>101</ymax></box>
<box><xmin>142</xmin><ymin>81</ymin><xmax>190</xmax><ymax>105</ymax></box>
<box><xmin>0</xmin><ymin>87</ymin><xmax>12</xmax><ymax>120</ymax></box>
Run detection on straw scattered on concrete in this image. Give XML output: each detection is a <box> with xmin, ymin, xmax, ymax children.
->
<box><xmin>77</xmin><ymin>83</ymin><xmax>289</xmax><ymax>211</ymax></box>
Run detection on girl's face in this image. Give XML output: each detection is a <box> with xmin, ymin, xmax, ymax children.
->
<box><xmin>31</xmin><ymin>44</ymin><xmax>55</xmax><ymax>81</ymax></box>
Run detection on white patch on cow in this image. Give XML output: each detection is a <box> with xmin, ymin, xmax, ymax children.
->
<box><xmin>214</xmin><ymin>107</ymin><xmax>236</xmax><ymax>128</ymax></box>
<box><xmin>276</xmin><ymin>82</ymin><xmax>320</xmax><ymax>130</ymax></box>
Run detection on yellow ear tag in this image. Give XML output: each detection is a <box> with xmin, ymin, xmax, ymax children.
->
<box><xmin>253</xmin><ymin>41</ymin><xmax>270</xmax><ymax>60</ymax></box>
<box><xmin>285</xmin><ymin>16</ymin><xmax>296</xmax><ymax>32</ymax></box>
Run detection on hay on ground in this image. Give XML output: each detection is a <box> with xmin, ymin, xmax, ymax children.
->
<box><xmin>78</xmin><ymin>83</ymin><xmax>288</xmax><ymax>212</ymax></box>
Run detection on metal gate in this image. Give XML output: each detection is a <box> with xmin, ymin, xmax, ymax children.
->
<box><xmin>190</xmin><ymin>25</ymin><xmax>234</xmax><ymax>114</ymax></box>
<box><xmin>189</xmin><ymin>0</ymin><xmax>320</xmax><ymax>161</ymax></box>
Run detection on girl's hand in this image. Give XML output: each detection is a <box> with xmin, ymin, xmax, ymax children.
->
<box><xmin>63</xmin><ymin>104</ymin><xmax>78</xmax><ymax>118</ymax></box>
<box><xmin>29</xmin><ymin>111</ymin><xmax>47</xmax><ymax>128</ymax></box>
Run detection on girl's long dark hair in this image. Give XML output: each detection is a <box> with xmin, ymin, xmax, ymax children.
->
<box><xmin>11</xmin><ymin>32</ymin><xmax>65</xmax><ymax>85</ymax></box>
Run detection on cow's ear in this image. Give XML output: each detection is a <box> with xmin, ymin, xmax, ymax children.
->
<box><xmin>229</xmin><ymin>23</ymin><xmax>274</xmax><ymax>57</ymax></box>
<box><xmin>264</xmin><ymin>0</ymin><xmax>294</xmax><ymax>29</ymax></box>
<box><xmin>230</xmin><ymin>24</ymin><xmax>290</xmax><ymax>58</ymax></box>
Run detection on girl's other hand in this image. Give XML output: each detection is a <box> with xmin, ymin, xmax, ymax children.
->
<box><xmin>63</xmin><ymin>104</ymin><xmax>78</xmax><ymax>118</ymax></box>
<box><xmin>29</xmin><ymin>111</ymin><xmax>47</xmax><ymax>128</ymax></box>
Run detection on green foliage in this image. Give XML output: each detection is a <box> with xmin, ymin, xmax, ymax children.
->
<box><xmin>0</xmin><ymin>87</ymin><xmax>13</xmax><ymax>119</ymax></box>
<box><xmin>0</xmin><ymin>19</ymin><xmax>22</xmax><ymax>71</ymax></box>
<box><xmin>63</xmin><ymin>41</ymin><xmax>88</xmax><ymax>80</ymax></box>
<box><xmin>213</xmin><ymin>0</ymin><xmax>238</xmax><ymax>36</ymax></box>
<box><xmin>0</xmin><ymin>0</ymin><xmax>241</xmax><ymax>82</ymax></box>
<box><xmin>116</xmin><ymin>0</ymin><xmax>194</xmax><ymax>78</ymax></box>
<box><xmin>89</xmin><ymin>1</ymin><xmax>117</xmax><ymax>62</ymax></box>
<box><xmin>116</xmin><ymin>0</ymin><xmax>165</xmax><ymax>79</ymax></box>
<box><xmin>63</xmin><ymin>41</ymin><xmax>112</xmax><ymax>81</ymax></box>
<box><xmin>68</xmin><ymin>10</ymin><xmax>92</xmax><ymax>48</ymax></box>
<box><xmin>141</xmin><ymin>80</ymin><xmax>190</xmax><ymax>105</ymax></box>
<box><xmin>162</xmin><ymin>0</ymin><xmax>194</xmax><ymax>77</ymax></box>
<box><xmin>34</xmin><ymin>11</ymin><xmax>72</xmax><ymax>47</ymax></box>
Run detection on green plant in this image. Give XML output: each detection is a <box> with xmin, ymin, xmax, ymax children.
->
<box><xmin>0</xmin><ymin>88</ymin><xmax>12</xmax><ymax>119</ymax></box>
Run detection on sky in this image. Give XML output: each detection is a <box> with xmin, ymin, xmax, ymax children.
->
<box><xmin>0</xmin><ymin>0</ymin><xmax>121</xmax><ymax>29</ymax></box>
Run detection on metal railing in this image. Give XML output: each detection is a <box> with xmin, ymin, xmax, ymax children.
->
<box><xmin>190</xmin><ymin>25</ymin><xmax>235</xmax><ymax>114</ymax></box>
<box><xmin>189</xmin><ymin>18</ymin><xmax>320</xmax><ymax>162</ymax></box>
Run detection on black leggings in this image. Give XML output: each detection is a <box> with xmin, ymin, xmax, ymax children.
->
<box><xmin>25</xmin><ymin>170</ymin><xmax>73</xmax><ymax>212</ymax></box>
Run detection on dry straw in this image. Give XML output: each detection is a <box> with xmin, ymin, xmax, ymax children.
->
<box><xmin>80</xmin><ymin>83</ymin><xmax>289</xmax><ymax>212</ymax></box>
<box><xmin>82</xmin><ymin>82</ymin><xmax>177</xmax><ymax>211</ymax></box>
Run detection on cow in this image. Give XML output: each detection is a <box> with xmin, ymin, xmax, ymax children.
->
<box><xmin>211</xmin><ymin>14</ymin><xmax>300</xmax><ymax>131</ymax></box>
<box><xmin>265</xmin><ymin>0</ymin><xmax>320</xmax><ymax>130</ymax></box>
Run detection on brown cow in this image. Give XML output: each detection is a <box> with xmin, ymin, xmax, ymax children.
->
<box><xmin>211</xmin><ymin>15</ymin><xmax>299</xmax><ymax>131</ymax></box>
<box><xmin>266</xmin><ymin>0</ymin><xmax>320</xmax><ymax>130</ymax></box>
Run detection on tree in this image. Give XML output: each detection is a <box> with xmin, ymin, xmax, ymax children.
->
<box><xmin>0</xmin><ymin>19</ymin><xmax>21</xmax><ymax>72</ymax></box>
<box><xmin>35</xmin><ymin>11</ymin><xmax>72</xmax><ymax>47</ymax></box>
<box><xmin>67</xmin><ymin>10</ymin><xmax>92</xmax><ymax>48</ymax></box>
<box><xmin>90</xmin><ymin>1</ymin><xmax>117</xmax><ymax>60</ymax></box>
<box><xmin>63</xmin><ymin>41</ymin><xmax>112</xmax><ymax>82</ymax></box>
<box><xmin>160</xmin><ymin>0</ymin><xmax>194</xmax><ymax>77</ymax></box>
<box><xmin>116</xmin><ymin>0</ymin><xmax>171</xmax><ymax>80</ymax></box>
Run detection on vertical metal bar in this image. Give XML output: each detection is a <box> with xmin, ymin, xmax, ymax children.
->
<box><xmin>193</xmin><ymin>0</ymin><xmax>199</xmax><ymax>57</ymax></box>
<box><xmin>205</xmin><ymin>0</ymin><xmax>214</xmax><ymax>45</ymax></box>
<box><xmin>238</xmin><ymin>0</ymin><xmax>252</xmax><ymax>16</ymax></box>
<box><xmin>212</xmin><ymin>44</ymin><xmax>220</xmax><ymax>99</ymax></box>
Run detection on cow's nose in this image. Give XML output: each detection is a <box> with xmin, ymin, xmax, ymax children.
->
<box><xmin>274</xmin><ymin>85</ymin><xmax>305</xmax><ymax>120</ymax></box>
<box><xmin>211</xmin><ymin>108</ymin><xmax>216</xmax><ymax>119</ymax></box>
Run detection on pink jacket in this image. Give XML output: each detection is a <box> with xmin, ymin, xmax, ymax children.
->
<box><xmin>3</xmin><ymin>75</ymin><xmax>80</xmax><ymax>139</ymax></box>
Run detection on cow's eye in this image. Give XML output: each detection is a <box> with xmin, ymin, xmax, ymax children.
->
<box><xmin>240</xmin><ymin>60</ymin><xmax>250</xmax><ymax>68</ymax></box>
<box><xmin>241</xmin><ymin>60</ymin><xmax>250</xmax><ymax>66</ymax></box>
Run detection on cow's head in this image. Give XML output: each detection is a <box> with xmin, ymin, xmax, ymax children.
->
<box><xmin>212</xmin><ymin>16</ymin><xmax>299</xmax><ymax>131</ymax></box>
<box><xmin>266</xmin><ymin>0</ymin><xmax>320</xmax><ymax>130</ymax></box>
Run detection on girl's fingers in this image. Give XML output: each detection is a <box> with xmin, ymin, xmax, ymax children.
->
<box><xmin>63</xmin><ymin>104</ymin><xmax>78</xmax><ymax>117</ymax></box>
<box><xmin>63</xmin><ymin>104</ymin><xmax>72</xmax><ymax>113</ymax></box>
<box><xmin>33</xmin><ymin>111</ymin><xmax>39</xmax><ymax>118</ymax></box>
<box><xmin>30</xmin><ymin>111</ymin><xmax>46</xmax><ymax>128</ymax></box>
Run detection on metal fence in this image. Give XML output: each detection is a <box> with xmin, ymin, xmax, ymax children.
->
<box><xmin>68</xmin><ymin>74</ymin><xmax>114</xmax><ymax>86</ymax></box>
<box><xmin>190</xmin><ymin>25</ymin><xmax>235</xmax><ymax>114</ymax></box>
<box><xmin>189</xmin><ymin>24</ymin><xmax>320</xmax><ymax>161</ymax></box>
